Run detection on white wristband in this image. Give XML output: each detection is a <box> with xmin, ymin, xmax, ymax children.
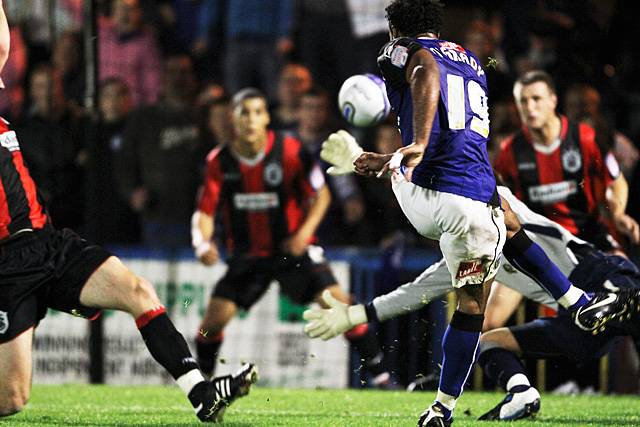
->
<box><xmin>389</xmin><ymin>152</ymin><xmax>404</xmax><ymax>170</ymax></box>
<box><xmin>347</xmin><ymin>304</ymin><xmax>368</xmax><ymax>326</ymax></box>
<box><xmin>195</xmin><ymin>241</ymin><xmax>211</xmax><ymax>259</ymax></box>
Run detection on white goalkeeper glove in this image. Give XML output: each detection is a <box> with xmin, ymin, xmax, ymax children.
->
<box><xmin>320</xmin><ymin>130</ymin><xmax>363</xmax><ymax>175</ymax></box>
<box><xmin>302</xmin><ymin>290</ymin><xmax>368</xmax><ymax>340</ymax></box>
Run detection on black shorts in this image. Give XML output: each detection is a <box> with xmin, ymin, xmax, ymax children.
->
<box><xmin>510</xmin><ymin>315</ymin><xmax>619</xmax><ymax>362</ymax></box>
<box><xmin>0</xmin><ymin>227</ymin><xmax>111</xmax><ymax>344</ymax></box>
<box><xmin>212</xmin><ymin>248</ymin><xmax>337</xmax><ymax>310</ymax></box>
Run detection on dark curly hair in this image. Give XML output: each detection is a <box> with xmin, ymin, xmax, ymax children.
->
<box><xmin>385</xmin><ymin>0</ymin><xmax>445</xmax><ymax>38</ymax></box>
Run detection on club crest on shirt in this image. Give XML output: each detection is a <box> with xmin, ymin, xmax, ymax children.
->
<box><xmin>0</xmin><ymin>310</ymin><xmax>8</xmax><ymax>334</ymax></box>
<box><xmin>562</xmin><ymin>147</ymin><xmax>582</xmax><ymax>174</ymax></box>
<box><xmin>264</xmin><ymin>162</ymin><xmax>283</xmax><ymax>186</ymax></box>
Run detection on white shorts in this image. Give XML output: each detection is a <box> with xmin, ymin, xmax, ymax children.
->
<box><xmin>391</xmin><ymin>172</ymin><xmax>506</xmax><ymax>288</ymax></box>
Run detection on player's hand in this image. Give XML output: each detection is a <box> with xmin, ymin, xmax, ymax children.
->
<box><xmin>196</xmin><ymin>242</ymin><xmax>219</xmax><ymax>265</ymax></box>
<box><xmin>353</xmin><ymin>152</ymin><xmax>391</xmax><ymax>176</ymax></box>
<box><xmin>613</xmin><ymin>213</ymin><xmax>640</xmax><ymax>244</ymax></box>
<box><xmin>282</xmin><ymin>232</ymin><xmax>309</xmax><ymax>257</ymax></box>
<box><xmin>320</xmin><ymin>130</ymin><xmax>363</xmax><ymax>175</ymax></box>
<box><xmin>302</xmin><ymin>290</ymin><xmax>368</xmax><ymax>340</ymax></box>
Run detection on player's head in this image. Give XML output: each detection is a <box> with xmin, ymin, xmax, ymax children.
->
<box><xmin>299</xmin><ymin>86</ymin><xmax>332</xmax><ymax>132</ymax></box>
<box><xmin>513</xmin><ymin>70</ymin><xmax>557</xmax><ymax>131</ymax></box>
<box><xmin>99</xmin><ymin>78</ymin><xmax>131</xmax><ymax>123</ymax></box>
<box><xmin>0</xmin><ymin>3</ymin><xmax>10</xmax><ymax>89</ymax></box>
<box><xmin>113</xmin><ymin>0</ymin><xmax>144</xmax><ymax>34</ymax></box>
<box><xmin>385</xmin><ymin>0</ymin><xmax>444</xmax><ymax>39</ymax></box>
<box><xmin>231</xmin><ymin>88</ymin><xmax>270</xmax><ymax>152</ymax></box>
<box><xmin>563</xmin><ymin>83</ymin><xmax>600</xmax><ymax>124</ymax></box>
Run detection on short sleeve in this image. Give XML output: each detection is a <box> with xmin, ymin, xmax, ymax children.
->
<box><xmin>377</xmin><ymin>37</ymin><xmax>423</xmax><ymax>90</ymax></box>
<box><xmin>197</xmin><ymin>151</ymin><xmax>223</xmax><ymax>215</ymax></box>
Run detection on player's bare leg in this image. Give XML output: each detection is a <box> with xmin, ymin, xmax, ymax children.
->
<box><xmin>477</xmin><ymin>328</ymin><xmax>540</xmax><ymax>421</ymax></box>
<box><xmin>315</xmin><ymin>284</ymin><xmax>394</xmax><ymax>388</ymax></box>
<box><xmin>196</xmin><ymin>297</ymin><xmax>238</xmax><ymax>377</ymax></box>
<box><xmin>483</xmin><ymin>282</ymin><xmax>523</xmax><ymax>332</ymax></box>
<box><xmin>0</xmin><ymin>328</ymin><xmax>33</xmax><ymax>417</ymax></box>
<box><xmin>79</xmin><ymin>256</ymin><xmax>256</xmax><ymax>422</ymax></box>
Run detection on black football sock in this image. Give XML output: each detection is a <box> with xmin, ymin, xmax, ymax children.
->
<box><xmin>345</xmin><ymin>324</ymin><xmax>388</xmax><ymax>381</ymax></box>
<box><xmin>136</xmin><ymin>307</ymin><xmax>205</xmax><ymax>403</ymax></box>
<box><xmin>196</xmin><ymin>332</ymin><xmax>224</xmax><ymax>377</ymax></box>
<box><xmin>478</xmin><ymin>346</ymin><xmax>530</xmax><ymax>393</ymax></box>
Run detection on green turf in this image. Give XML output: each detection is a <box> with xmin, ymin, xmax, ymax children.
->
<box><xmin>5</xmin><ymin>385</ymin><xmax>639</xmax><ymax>426</ymax></box>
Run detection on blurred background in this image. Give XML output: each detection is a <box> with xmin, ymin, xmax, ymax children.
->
<box><xmin>5</xmin><ymin>0</ymin><xmax>640</xmax><ymax>395</ymax></box>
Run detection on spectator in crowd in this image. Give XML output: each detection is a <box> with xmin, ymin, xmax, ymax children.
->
<box><xmin>270</xmin><ymin>62</ymin><xmax>313</xmax><ymax>133</ymax></box>
<box><xmin>84</xmin><ymin>78</ymin><xmax>140</xmax><ymax>245</ymax></box>
<box><xmin>297</xmin><ymin>0</ymin><xmax>356</xmax><ymax>97</ymax></box>
<box><xmin>200</xmin><ymin>95</ymin><xmax>233</xmax><ymax>149</ymax></box>
<box><xmin>52</xmin><ymin>31</ymin><xmax>85</xmax><ymax>110</ymax></box>
<box><xmin>346</xmin><ymin>0</ymin><xmax>391</xmax><ymax>75</ymax></box>
<box><xmin>0</xmin><ymin>22</ymin><xmax>26</xmax><ymax>120</ymax></box>
<box><xmin>115</xmin><ymin>54</ymin><xmax>204</xmax><ymax>249</ymax></box>
<box><xmin>294</xmin><ymin>87</ymin><xmax>367</xmax><ymax>245</ymax></box>
<box><xmin>99</xmin><ymin>0</ymin><xmax>162</xmax><ymax>106</ymax></box>
<box><xmin>200</xmin><ymin>0</ymin><xmax>294</xmax><ymax>99</ymax></box>
<box><xmin>563</xmin><ymin>83</ymin><xmax>639</xmax><ymax>181</ymax></box>
<box><xmin>13</xmin><ymin>63</ymin><xmax>85</xmax><ymax>231</ymax></box>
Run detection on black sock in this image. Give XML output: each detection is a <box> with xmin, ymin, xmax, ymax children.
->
<box><xmin>345</xmin><ymin>325</ymin><xmax>387</xmax><ymax>378</ymax></box>
<box><xmin>136</xmin><ymin>308</ymin><xmax>200</xmax><ymax>380</ymax></box>
<box><xmin>196</xmin><ymin>333</ymin><xmax>224</xmax><ymax>377</ymax></box>
<box><xmin>478</xmin><ymin>347</ymin><xmax>529</xmax><ymax>392</ymax></box>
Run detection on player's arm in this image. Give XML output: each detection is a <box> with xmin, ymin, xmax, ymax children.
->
<box><xmin>0</xmin><ymin>0</ymin><xmax>10</xmax><ymax>88</ymax></box>
<box><xmin>191</xmin><ymin>209</ymin><xmax>219</xmax><ymax>265</ymax></box>
<box><xmin>304</xmin><ymin>258</ymin><xmax>453</xmax><ymax>340</ymax></box>
<box><xmin>193</xmin><ymin>152</ymin><xmax>223</xmax><ymax>265</ymax></box>
<box><xmin>283</xmin><ymin>184</ymin><xmax>331</xmax><ymax>256</ymax></box>
<box><xmin>379</xmin><ymin>48</ymin><xmax>440</xmax><ymax>175</ymax></box>
<box><xmin>607</xmin><ymin>173</ymin><xmax>640</xmax><ymax>243</ymax></box>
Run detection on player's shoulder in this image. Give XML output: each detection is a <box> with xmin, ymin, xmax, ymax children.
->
<box><xmin>205</xmin><ymin>144</ymin><xmax>228</xmax><ymax>165</ymax></box>
<box><xmin>378</xmin><ymin>37</ymin><xmax>425</xmax><ymax>89</ymax></box>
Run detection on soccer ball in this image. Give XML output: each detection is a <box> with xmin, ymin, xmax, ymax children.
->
<box><xmin>338</xmin><ymin>74</ymin><xmax>391</xmax><ymax>127</ymax></box>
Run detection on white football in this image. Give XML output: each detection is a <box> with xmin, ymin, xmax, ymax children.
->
<box><xmin>338</xmin><ymin>74</ymin><xmax>391</xmax><ymax>127</ymax></box>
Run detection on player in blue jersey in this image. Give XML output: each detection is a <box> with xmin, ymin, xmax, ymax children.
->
<box><xmin>312</xmin><ymin>1</ymin><xmax>624</xmax><ymax>425</ymax></box>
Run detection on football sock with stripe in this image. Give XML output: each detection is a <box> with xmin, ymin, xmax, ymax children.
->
<box><xmin>136</xmin><ymin>306</ymin><xmax>206</xmax><ymax>404</ymax></box>
<box><xmin>196</xmin><ymin>331</ymin><xmax>224</xmax><ymax>377</ymax></box>
<box><xmin>436</xmin><ymin>311</ymin><xmax>484</xmax><ymax>419</ymax></box>
<box><xmin>478</xmin><ymin>346</ymin><xmax>530</xmax><ymax>393</ymax></box>
<box><xmin>503</xmin><ymin>229</ymin><xmax>590</xmax><ymax>309</ymax></box>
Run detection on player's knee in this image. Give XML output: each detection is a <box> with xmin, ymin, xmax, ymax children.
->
<box><xmin>0</xmin><ymin>390</ymin><xmax>29</xmax><ymax>417</ymax></box>
<box><xmin>456</xmin><ymin>284</ymin><xmax>485</xmax><ymax>314</ymax></box>
<box><xmin>122</xmin><ymin>274</ymin><xmax>160</xmax><ymax>312</ymax></box>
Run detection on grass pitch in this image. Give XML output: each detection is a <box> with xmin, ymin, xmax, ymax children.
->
<box><xmin>6</xmin><ymin>385</ymin><xmax>640</xmax><ymax>426</ymax></box>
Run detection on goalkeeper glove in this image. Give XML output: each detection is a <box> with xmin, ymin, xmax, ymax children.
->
<box><xmin>320</xmin><ymin>130</ymin><xmax>363</xmax><ymax>175</ymax></box>
<box><xmin>302</xmin><ymin>290</ymin><xmax>368</xmax><ymax>340</ymax></box>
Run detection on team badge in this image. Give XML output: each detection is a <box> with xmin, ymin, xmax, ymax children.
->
<box><xmin>0</xmin><ymin>310</ymin><xmax>8</xmax><ymax>334</ymax></box>
<box><xmin>390</xmin><ymin>45</ymin><xmax>409</xmax><ymax>68</ymax></box>
<box><xmin>264</xmin><ymin>163</ymin><xmax>283</xmax><ymax>186</ymax></box>
<box><xmin>562</xmin><ymin>147</ymin><xmax>582</xmax><ymax>174</ymax></box>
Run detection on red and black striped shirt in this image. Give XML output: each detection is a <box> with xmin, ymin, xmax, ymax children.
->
<box><xmin>198</xmin><ymin>131</ymin><xmax>324</xmax><ymax>257</ymax></box>
<box><xmin>495</xmin><ymin>116</ymin><xmax>617</xmax><ymax>240</ymax></box>
<box><xmin>0</xmin><ymin>118</ymin><xmax>48</xmax><ymax>239</ymax></box>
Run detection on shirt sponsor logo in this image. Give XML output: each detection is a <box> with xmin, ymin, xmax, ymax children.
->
<box><xmin>561</xmin><ymin>147</ymin><xmax>582</xmax><ymax>174</ymax></box>
<box><xmin>0</xmin><ymin>310</ymin><xmax>8</xmax><ymax>334</ymax></box>
<box><xmin>456</xmin><ymin>259</ymin><xmax>483</xmax><ymax>279</ymax></box>
<box><xmin>517</xmin><ymin>162</ymin><xmax>537</xmax><ymax>171</ymax></box>
<box><xmin>0</xmin><ymin>131</ymin><xmax>20</xmax><ymax>152</ymax></box>
<box><xmin>390</xmin><ymin>45</ymin><xmax>409</xmax><ymax>68</ymax></box>
<box><xmin>233</xmin><ymin>192</ymin><xmax>279</xmax><ymax>211</ymax></box>
<box><xmin>528</xmin><ymin>180</ymin><xmax>577</xmax><ymax>204</ymax></box>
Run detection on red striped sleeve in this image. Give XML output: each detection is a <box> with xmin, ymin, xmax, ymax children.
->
<box><xmin>198</xmin><ymin>146</ymin><xmax>224</xmax><ymax>215</ymax></box>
